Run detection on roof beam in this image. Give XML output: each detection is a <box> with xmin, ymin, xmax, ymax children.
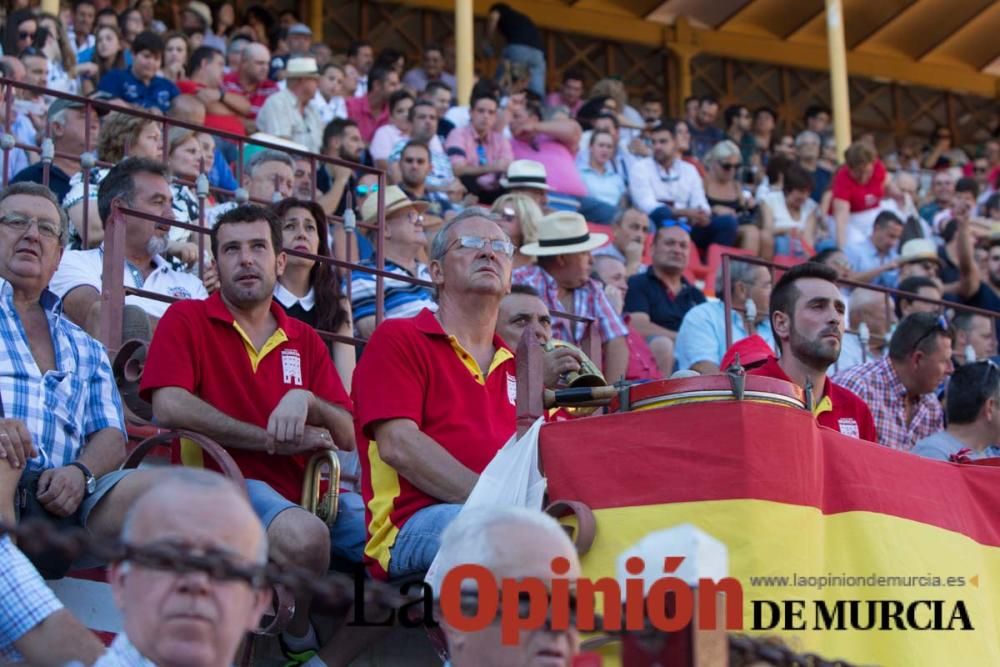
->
<box><xmin>780</xmin><ymin>7</ymin><xmax>825</xmax><ymax>41</ymax></box>
<box><xmin>916</xmin><ymin>1</ymin><xmax>1000</xmax><ymax>64</ymax></box>
<box><xmin>847</xmin><ymin>0</ymin><xmax>920</xmax><ymax>50</ymax></box>
<box><xmin>851</xmin><ymin>0</ymin><xmax>931</xmax><ymax>51</ymax></box>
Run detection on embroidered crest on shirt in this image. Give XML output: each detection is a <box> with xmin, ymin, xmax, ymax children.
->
<box><xmin>506</xmin><ymin>373</ymin><xmax>517</xmax><ymax>405</ymax></box>
<box><xmin>281</xmin><ymin>349</ymin><xmax>303</xmax><ymax>386</ymax></box>
<box><xmin>838</xmin><ymin>417</ymin><xmax>860</xmax><ymax>438</ymax></box>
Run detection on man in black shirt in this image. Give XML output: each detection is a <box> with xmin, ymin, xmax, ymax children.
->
<box><xmin>487</xmin><ymin>3</ymin><xmax>546</xmax><ymax>97</ymax></box>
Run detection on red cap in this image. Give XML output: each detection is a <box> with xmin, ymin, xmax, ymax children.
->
<box><xmin>721</xmin><ymin>335</ymin><xmax>773</xmax><ymax>370</ymax></box>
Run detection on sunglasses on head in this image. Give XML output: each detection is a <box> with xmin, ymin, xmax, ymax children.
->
<box><xmin>657</xmin><ymin>219</ymin><xmax>691</xmax><ymax>234</ymax></box>
<box><xmin>356</xmin><ymin>184</ymin><xmax>379</xmax><ymax>196</ymax></box>
<box><xmin>913</xmin><ymin>314</ymin><xmax>950</xmax><ymax>350</ymax></box>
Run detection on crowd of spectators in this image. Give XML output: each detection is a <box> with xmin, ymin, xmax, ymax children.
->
<box><xmin>0</xmin><ymin>1</ymin><xmax>998</xmax><ymax>666</ymax></box>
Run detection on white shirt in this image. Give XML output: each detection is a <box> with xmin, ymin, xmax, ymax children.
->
<box><xmin>273</xmin><ymin>282</ymin><xmax>315</xmax><ymax>311</ymax></box>
<box><xmin>310</xmin><ymin>91</ymin><xmax>347</xmax><ymax>125</ymax></box>
<box><xmin>256</xmin><ymin>89</ymin><xmax>323</xmax><ymax>154</ymax></box>
<box><xmin>628</xmin><ymin>156</ymin><xmax>709</xmax><ymax>217</ymax></box>
<box><xmin>92</xmin><ymin>634</ymin><xmax>156</xmax><ymax>667</ymax></box>
<box><xmin>762</xmin><ymin>190</ymin><xmax>817</xmax><ymax>233</ymax></box>
<box><xmin>50</xmin><ymin>246</ymin><xmax>208</xmax><ymax>319</ymax></box>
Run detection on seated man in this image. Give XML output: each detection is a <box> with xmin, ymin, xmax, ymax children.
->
<box><xmin>592</xmin><ymin>207</ymin><xmax>651</xmax><ymax>277</ymax></box>
<box><xmin>912</xmin><ymin>361</ymin><xmax>1000</xmax><ymax>461</ymax></box>
<box><xmin>750</xmin><ymin>262</ymin><xmax>877</xmax><ymax>442</ymax></box>
<box><xmin>0</xmin><ymin>182</ymin><xmax>157</xmax><ymax>562</ymax></box>
<box><xmin>895</xmin><ymin>275</ymin><xmax>943</xmax><ymax>319</ymax></box>
<box><xmin>176</xmin><ymin>45</ymin><xmax>250</xmax><ymax>137</ymax></box>
<box><xmin>834</xmin><ymin>312</ymin><xmax>954</xmax><ymax>451</ymax></box>
<box><xmin>514</xmin><ymin>212</ymin><xmax>630</xmax><ymax>383</ymax></box>
<box><xmin>353</xmin><ymin>208</ymin><xmax>516</xmax><ymax>579</ymax></box>
<box><xmin>49</xmin><ymin>158</ymin><xmax>208</xmax><ymax>338</ymax></box>
<box><xmin>139</xmin><ymin>204</ymin><xmax>358</xmax><ymax>660</ymax></box>
<box><xmin>674</xmin><ymin>261</ymin><xmax>775</xmax><ymax>373</ymax></box>
<box><xmin>430</xmin><ymin>507</ymin><xmax>582</xmax><ymax>667</ymax></box>
<box><xmin>951</xmin><ymin>312</ymin><xmax>997</xmax><ymax>364</ymax></box>
<box><xmin>844</xmin><ymin>210</ymin><xmax>903</xmax><ymax>288</ymax></box>
<box><xmin>97</xmin><ymin>31</ymin><xmax>179</xmax><ymax>113</ymax></box>
<box><xmin>834</xmin><ymin>288</ymin><xmax>894</xmax><ymax>374</ymax></box>
<box><xmin>207</xmin><ymin>149</ymin><xmax>295</xmax><ymax>227</ymax></box>
<box><xmin>592</xmin><ymin>255</ymin><xmax>662</xmax><ymax>380</ymax></box>
<box><xmin>97</xmin><ymin>469</ymin><xmax>272</xmax><ymax>666</ymax></box>
<box><xmin>349</xmin><ymin>186</ymin><xmax>438</xmax><ymax>337</ymax></box>
<box><xmin>387</xmin><ymin>100</ymin><xmax>456</xmax><ymax>203</ymax></box>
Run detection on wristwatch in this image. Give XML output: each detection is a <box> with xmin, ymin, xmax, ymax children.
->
<box><xmin>69</xmin><ymin>461</ymin><xmax>97</xmax><ymax>496</ymax></box>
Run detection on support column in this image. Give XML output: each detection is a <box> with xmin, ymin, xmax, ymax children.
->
<box><xmin>825</xmin><ymin>0</ymin><xmax>852</xmax><ymax>156</ymax></box>
<box><xmin>310</xmin><ymin>0</ymin><xmax>324</xmax><ymax>44</ymax></box>
<box><xmin>666</xmin><ymin>18</ymin><xmax>697</xmax><ymax>117</ymax></box>
<box><xmin>455</xmin><ymin>0</ymin><xmax>474</xmax><ymax>107</ymax></box>
<box><xmin>674</xmin><ymin>49</ymin><xmax>693</xmax><ymax>116</ymax></box>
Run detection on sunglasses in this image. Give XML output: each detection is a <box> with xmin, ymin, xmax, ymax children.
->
<box><xmin>657</xmin><ymin>219</ymin><xmax>691</xmax><ymax>234</ymax></box>
<box><xmin>913</xmin><ymin>314</ymin><xmax>950</xmax><ymax>350</ymax></box>
<box><xmin>355</xmin><ymin>184</ymin><xmax>379</xmax><ymax>196</ymax></box>
<box><xmin>719</xmin><ymin>162</ymin><xmax>740</xmax><ymax>171</ymax></box>
<box><xmin>19</xmin><ymin>31</ymin><xmax>36</xmax><ymax>41</ymax></box>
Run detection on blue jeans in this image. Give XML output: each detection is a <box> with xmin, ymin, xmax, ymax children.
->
<box><xmin>548</xmin><ymin>192</ymin><xmax>617</xmax><ymax>224</ymax></box>
<box><xmin>500</xmin><ymin>44</ymin><xmax>546</xmax><ymax>98</ymax></box>
<box><xmin>649</xmin><ymin>207</ymin><xmax>739</xmax><ymax>251</ymax></box>
<box><xmin>388</xmin><ymin>503</ymin><xmax>462</xmax><ymax>579</ymax></box>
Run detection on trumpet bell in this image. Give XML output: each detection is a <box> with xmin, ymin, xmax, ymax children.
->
<box><xmin>301</xmin><ymin>450</ymin><xmax>341</xmax><ymax>527</ymax></box>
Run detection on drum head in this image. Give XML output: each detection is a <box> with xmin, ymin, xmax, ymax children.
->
<box><xmin>607</xmin><ymin>374</ymin><xmax>805</xmax><ymax>413</ymax></box>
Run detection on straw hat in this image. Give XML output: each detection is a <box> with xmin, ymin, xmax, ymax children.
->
<box><xmin>519</xmin><ymin>212</ymin><xmax>608</xmax><ymax>256</ymax></box>
<box><xmin>184</xmin><ymin>1</ymin><xmax>212</xmax><ymax>29</ymax></box>
<box><xmin>899</xmin><ymin>238</ymin><xmax>942</xmax><ymax>266</ymax></box>
<box><xmin>500</xmin><ymin>159</ymin><xmax>550</xmax><ymax>191</ymax></box>
<box><xmin>285</xmin><ymin>57</ymin><xmax>320</xmax><ymax>79</ymax></box>
<box><xmin>360</xmin><ymin>185</ymin><xmax>430</xmax><ymax>224</ymax></box>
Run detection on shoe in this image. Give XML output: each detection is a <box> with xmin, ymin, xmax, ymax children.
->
<box><xmin>278</xmin><ymin>631</ymin><xmax>318</xmax><ymax>667</ymax></box>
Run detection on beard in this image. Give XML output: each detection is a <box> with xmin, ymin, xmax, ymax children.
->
<box><xmin>788</xmin><ymin>321</ymin><xmax>841</xmax><ymax>370</ymax></box>
<box><xmin>146</xmin><ymin>234</ymin><xmax>169</xmax><ymax>258</ymax></box>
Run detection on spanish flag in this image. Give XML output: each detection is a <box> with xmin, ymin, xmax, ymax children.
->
<box><xmin>540</xmin><ymin>401</ymin><xmax>1000</xmax><ymax>666</ymax></box>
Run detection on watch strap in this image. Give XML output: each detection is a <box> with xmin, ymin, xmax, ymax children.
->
<box><xmin>68</xmin><ymin>461</ymin><xmax>96</xmax><ymax>492</ymax></box>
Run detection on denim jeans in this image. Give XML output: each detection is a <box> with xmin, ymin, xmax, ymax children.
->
<box><xmin>547</xmin><ymin>192</ymin><xmax>617</xmax><ymax>224</ymax></box>
<box><xmin>500</xmin><ymin>44</ymin><xmax>547</xmax><ymax>98</ymax></box>
<box><xmin>388</xmin><ymin>503</ymin><xmax>462</xmax><ymax>579</ymax></box>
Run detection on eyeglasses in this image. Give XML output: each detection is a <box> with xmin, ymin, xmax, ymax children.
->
<box><xmin>446</xmin><ymin>235</ymin><xmax>515</xmax><ymax>257</ymax></box>
<box><xmin>356</xmin><ymin>184</ymin><xmax>379</xmax><ymax>196</ymax></box>
<box><xmin>0</xmin><ymin>213</ymin><xmax>61</xmax><ymax>240</ymax></box>
<box><xmin>657</xmin><ymin>219</ymin><xmax>691</xmax><ymax>234</ymax></box>
<box><xmin>913</xmin><ymin>314</ymin><xmax>950</xmax><ymax>350</ymax></box>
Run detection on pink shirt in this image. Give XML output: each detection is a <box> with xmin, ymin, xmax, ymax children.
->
<box><xmin>545</xmin><ymin>92</ymin><xmax>583</xmax><ymax>116</ymax></box>
<box><xmin>445</xmin><ymin>125</ymin><xmax>514</xmax><ymax>191</ymax></box>
<box><xmin>511</xmin><ymin>133</ymin><xmax>587</xmax><ymax>197</ymax></box>
<box><xmin>345</xmin><ymin>96</ymin><xmax>390</xmax><ymax>144</ymax></box>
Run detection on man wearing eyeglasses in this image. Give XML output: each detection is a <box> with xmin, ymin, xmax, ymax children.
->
<box><xmin>349</xmin><ymin>185</ymin><xmax>438</xmax><ymax>338</ymax></box>
<box><xmin>352</xmin><ymin>208</ymin><xmax>517</xmax><ymax>581</ymax></box>
<box><xmin>0</xmin><ymin>182</ymin><xmax>160</xmax><ymax>576</ymax></box>
<box><xmin>834</xmin><ymin>312</ymin><xmax>953</xmax><ymax>450</ymax></box>
<box><xmin>912</xmin><ymin>362</ymin><xmax>1000</xmax><ymax>461</ymax></box>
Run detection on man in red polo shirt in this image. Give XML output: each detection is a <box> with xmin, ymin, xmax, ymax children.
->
<box><xmin>139</xmin><ymin>203</ymin><xmax>357</xmax><ymax>662</ymax></box>
<box><xmin>345</xmin><ymin>64</ymin><xmax>399</xmax><ymax>143</ymax></box>
<box><xmin>352</xmin><ymin>207</ymin><xmax>516</xmax><ymax>581</ymax></box>
<box><xmin>750</xmin><ymin>261</ymin><xmax>877</xmax><ymax>442</ymax></box>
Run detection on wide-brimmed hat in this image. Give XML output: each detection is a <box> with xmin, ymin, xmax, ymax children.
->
<box><xmin>360</xmin><ymin>185</ymin><xmax>430</xmax><ymax>224</ymax></box>
<box><xmin>288</xmin><ymin>23</ymin><xmax>313</xmax><ymax>37</ymax></box>
<box><xmin>500</xmin><ymin>159</ymin><xmax>549</xmax><ymax>191</ymax></box>
<box><xmin>184</xmin><ymin>1</ymin><xmax>212</xmax><ymax>28</ymax></box>
<box><xmin>899</xmin><ymin>238</ymin><xmax>942</xmax><ymax>266</ymax></box>
<box><xmin>285</xmin><ymin>57</ymin><xmax>320</xmax><ymax>79</ymax></box>
<box><xmin>519</xmin><ymin>212</ymin><xmax>608</xmax><ymax>256</ymax></box>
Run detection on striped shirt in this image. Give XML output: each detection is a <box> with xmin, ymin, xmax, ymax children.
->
<box><xmin>833</xmin><ymin>357</ymin><xmax>944</xmax><ymax>451</ymax></box>
<box><xmin>349</xmin><ymin>259</ymin><xmax>437</xmax><ymax>323</ymax></box>
<box><xmin>512</xmin><ymin>265</ymin><xmax>628</xmax><ymax>345</ymax></box>
<box><xmin>0</xmin><ymin>536</ymin><xmax>63</xmax><ymax>662</ymax></box>
<box><xmin>0</xmin><ymin>280</ymin><xmax>125</xmax><ymax>471</ymax></box>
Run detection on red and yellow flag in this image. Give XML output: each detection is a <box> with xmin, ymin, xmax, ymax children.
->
<box><xmin>540</xmin><ymin>401</ymin><xmax>1000</xmax><ymax>666</ymax></box>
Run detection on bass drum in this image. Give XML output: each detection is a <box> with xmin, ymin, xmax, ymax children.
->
<box><xmin>607</xmin><ymin>374</ymin><xmax>805</xmax><ymax>413</ymax></box>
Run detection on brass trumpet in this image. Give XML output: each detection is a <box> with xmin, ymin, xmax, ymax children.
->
<box><xmin>543</xmin><ymin>339</ymin><xmax>606</xmax><ymax>388</ymax></box>
<box><xmin>301</xmin><ymin>451</ymin><xmax>341</xmax><ymax>527</ymax></box>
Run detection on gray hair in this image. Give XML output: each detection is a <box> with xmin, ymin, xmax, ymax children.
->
<box><xmin>795</xmin><ymin>130</ymin><xmax>821</xmax><ymax>147</ymax></box>
<box><xmin>703</xmin><ymin>139</ymin><xmax>740</xmax><ymax>167</ymax></box>
<box><xmin>246</xmin><ymin>149</ymin><xmax>295</xmax><ymax>178</ymax></box>
<box><xmin>428</xmin><ymin>206</ymin><xmax>505</xmax><ymax>263</ymax></box>
<box><xmin>714</xmin><ymin>259</ymin><xmax>759</xmax><ymax>296</ymax></box>
<box><xmin>848</xmin><ymin>288</ymin><xmax>887</xmax><ymax>328</ymax></box>
<box><xmin>428</xmin><ymin>506</ymin><xmax>574</xmax><ymax>597</ymax></box>
<box><xmin>121</xmin><ymin>468</ymin><xmax>269</xmax><ymax>565</ymax></box>
<box><xmin>0</xmin><ymin>182</ymin><xmax>69</xmax><ymax>245</ymax></box>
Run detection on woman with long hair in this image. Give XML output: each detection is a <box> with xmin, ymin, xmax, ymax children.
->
<box><xmin>118</xmin><ymin>7</ymin><xmax>144</xmax><ymax>49</ymax></box>
<box><xmin>272</xmin><ymin>197</ymin><xmax>355</xmax><ymax>389</ymax></box>
<box><xmin>165</xmin><ymin>126</ymin><xmax>205</xmax><ymax>266</ymax></box>
<box><xmin>703</xmin><ymin>139</ymin><xmax>763</xmax><ymax>255</ymax></box>
<box><xmin>78</xmin><ymin>24</ymin><xmax>127</xmax><ymax>94</ymax></box>
<box><xmin>3</xmin><ymin>9</ymin><xmax>37</xmax><ymax>58</ymax></box>
<box><xmin>160</xmin><ymin>31</ymin><xmax>190</xmax><ymax>83</ymax></box>
<box><xmin>37</xmin><ymin>13</ymin><xmax>79</xmax><ymax>94</ymax></box>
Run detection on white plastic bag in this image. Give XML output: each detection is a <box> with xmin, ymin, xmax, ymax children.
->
<box><xmin>425</xmin><ymin>417</ymin><xmax>547</xmax><ymax>586</ymax></box>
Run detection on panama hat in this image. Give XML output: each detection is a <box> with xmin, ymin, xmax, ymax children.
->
<box><xmin>519</xmin><ymin>212</ymin><xmax>608</xmax><ymax>256</ymax></box>
<box><xmin>184</xmin><ymin>1</ymin><xmax>213</xmax><ymax>29</ymax></box>
<box><xmin>284</xmin><ymin>57</ymin><xmax>320</xmax><ymax>79</ymax></box>
<box><xmin>500</xmin><ymin>159</ymin><xmax>550</xmax><ymax>191</ymax></box>
<box><xmin>899</xmin><ymin>238</ymin><xmax>942</xmax><ymax>267</ymax></box>
<box><xmin>360</xmin><ymin>185</ymin><xmax>430</xmax><ymax>224</ymax></box>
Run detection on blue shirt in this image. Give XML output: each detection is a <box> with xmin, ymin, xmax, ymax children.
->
<box><xmin>0</xmin><ymin>536</ymin><xmax>63</xmax><ymax>662</ymax></box>
<box><xmin>349</xmin><ymin>259</ymin><xmax>437</xmax><ymax>322</ymax></box>
<box><xmin>0</xmin><ymin>280</ymin><xmax>125</xmax><ymax>471</ymax></box>
<box><xmin>97</xmin><ymin>68</ymin><xmax>178</xmax><ymax>113</ymax></box>
<box><xmin>579</xmin><ymin>163</ymin><xmax>626</xmax><ymax>207</ymax></box>
<box><xmin>845</xmin><ymin>237</ymin><xmax>899</xmax><ymax>288</ymax></box>
<box><xmin>674</xmin><ymin>300</ymin><xmax>775</xmax><ymax>370</ymax></box>
<box><xmin>624</xmin><ymin>271</ymin><xmax>706</xmax><ymax>332</ymax></box>
<box><xmin>911</xmin><ymin>431</ymin><xmax>1000</xmax><ymax>462</ymax></box>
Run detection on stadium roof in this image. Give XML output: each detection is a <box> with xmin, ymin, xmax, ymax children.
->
<box><xmin>399</xmin><ymin>0</ymin><xmax>1000</xmax><ymax>98</ymax></box>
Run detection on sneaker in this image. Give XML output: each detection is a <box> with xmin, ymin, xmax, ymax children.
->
<box><xmin>278</xmin><ymin>631</ymin><xmax>319</xmax><ymax>667</ymax></box>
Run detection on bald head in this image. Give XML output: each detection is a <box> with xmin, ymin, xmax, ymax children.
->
<box><xmin>240</xmin><ymin>42</ymin><xmax>271</xmax><ymax>84</ymax></box>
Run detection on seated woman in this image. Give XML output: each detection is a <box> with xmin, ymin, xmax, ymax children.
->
<box><xmin>760</xmin><ymin>164</ymin><xmax>817</xmax><ymax>260</ymax></box>
<box><xmin>272</xmin><ymin>197</ymin><xmax>355</xmax><ymax>391</ymax></box>
<box><xmin>369</xmin><ymin>90</ymin><xmax>414</xmax><ymax>170</ymax></box>
<box><xmin>491</xmin><ymin>192</ymin><xmax>543</xmax><ymax>271</ymax></box>
<box><xmin>78</xmin><ymin>24</ymin><xmax>128</xmax><ymax>95</ymax></box>
<box><xmin>579</xmin><ymin>129</ymin><xmax>626</xmax><ymax>212</ymax></box>
<box><xmin>63</xmin><ymin>111</ymin><xmax>164</xmax><ymax>248</ymax></box>
<box><xmin>165</xmin><ymin>127</ymin><xmax>206</xmax><ymax>265</ymax></box>
<box><xmin>703</xmin><ymin>139</ymin><xmax>763</xmax><ymax>254</ymax></box>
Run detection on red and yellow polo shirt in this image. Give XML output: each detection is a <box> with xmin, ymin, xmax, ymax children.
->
<box><xmin>352</xmin><ymin>308</ymin><xmax>517</xmax><ymax>579</ymax></box>
<box><xmin>751</xmin><ymin>356</ymin><xmax>878</xmax><ymax>443</ymax></box>
<box><xmin>139</xmin><ymin>291</ymin><xmax>353</xmax><ymax>501</ymax></box>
